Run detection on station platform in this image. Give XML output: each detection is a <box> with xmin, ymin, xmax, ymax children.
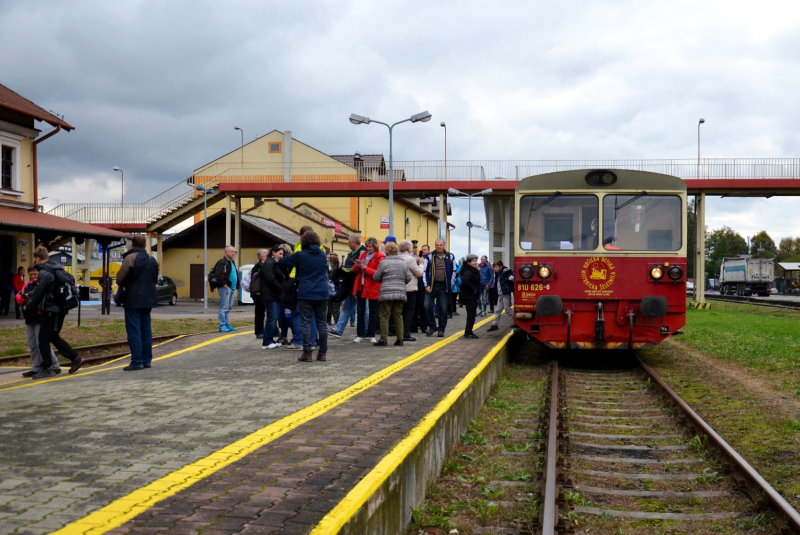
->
<box><xmin>0</xmin><ymin>312</ymin><xmax>517</xmax><ymax>534</ymax></box>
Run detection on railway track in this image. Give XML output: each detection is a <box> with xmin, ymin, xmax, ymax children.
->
<box><xmin>702</xmin><ymin>294</ymin><xmax>800</xmax><ymax>310</ymax></box>
<box><xmin>539</xmin><ymin>359</ymin><xmax>800</xmax><ymax>534</ymax></box>
<box><xmin>0</xmin><ymin>330</ymin><xmax>233</xmax><ymax>370</ymax></box>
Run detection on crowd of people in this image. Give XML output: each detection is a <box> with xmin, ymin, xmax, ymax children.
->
<box><xmin>227</xmin><ymin>225</ymin><xmax>515</xmax><ymax>363</ymax></box>
<box><xmin>11</xmin><ymin>229</ymin><xmax>514</xmax><ymax>377</ymax></box>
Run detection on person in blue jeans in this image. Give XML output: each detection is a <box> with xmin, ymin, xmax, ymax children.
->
<box><xmin>329</xmin><ymin>235</ymin><xmax>365</xmax><ymax>338</ymax></box>
<box><xmin>260</xmin><ymin>245</ymin><xmax>285</xmax><ymax>349</ymax></box>
<box><xmin>423</xmin><ymin>238</ymin><xmax>456</xmax><ymax>337</ymax></box>
<box><xmin>479</xmin><ymin>255</ymin><xmax>493</xmax><ymax>317</ymax></box>
<box><xmin>116</xmin><ymin>235</ymin><xmax>159</xmax><ymax>371</ymax></box>
<box><xmin>279</xmin><ymin>231</ymin><xmax>330</xmax><ymax>362</ymax></box>
<box><xmin>212</xmin><ymin>245</ymin><xmax>239</xmax><ymax>332</ymax></box>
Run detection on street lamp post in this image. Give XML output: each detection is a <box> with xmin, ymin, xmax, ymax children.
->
<box><xmin>196</xmin><ymin>184</ymin><xmax>215</xmax><ymax>309</ymax></box>
<box><xmin>440</xmin><ymin>122</ymin><xmax>447</xmax><ymax>180</ymax></box>
<box><xmin>349</xmin><ymin>111</ymin><xmax>432</xmax><ymax>235</ymax></box>
<box><xmin>448</xmin><ymin>187</ymin><xmax>493</xmax><ymax>255</ymax></box>
<box><xmin>234</xmin><ymin>127</ymin><xmax>244</xmax><ymax>182</ymax></box>
<box><xmin>697</xmin><ymin>118</ymin><xmax>705</xmax><ymax>179</ymax></box>
<box><xmin>113</xmin><ymin>166</ymin><xmax>124</xmax><ymax>217</ymax></box>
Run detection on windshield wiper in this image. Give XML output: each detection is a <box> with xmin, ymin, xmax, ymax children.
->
<box><xmin>525</xmin><ymin>191</ymin><xmax>562</xmax><ymax>230</ymax></box>
<box><xmin>615</xmin><ymin>191</ymin><xmax>648</xmax><ymax>212</ymax></box>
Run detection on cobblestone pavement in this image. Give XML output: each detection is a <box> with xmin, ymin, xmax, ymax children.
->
<box><xmin>0</xmin><ymin>308</ymin><xmax>514</xmax><ymax>534</ymax></box>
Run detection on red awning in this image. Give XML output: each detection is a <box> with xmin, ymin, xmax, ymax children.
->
<box><xmin>0</xmin><ymin>206</ymin><xmax>128</xmax><ymax>241</ymax></box>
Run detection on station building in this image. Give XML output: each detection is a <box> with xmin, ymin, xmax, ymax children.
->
<box><xmin>190</xmin><ymin>130</ymin><xmax>451</xmax><ymax>247</ymax></box>
<box><xmin>0</xmin><ymin>83</ymin><xmax>127</xmax><ymax>287</ymax></box>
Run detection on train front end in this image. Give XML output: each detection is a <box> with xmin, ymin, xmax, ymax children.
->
<box><xmin>513</xmin><ymin>169</ymin><xmax>687</xmax><ymax>350</ymax></box>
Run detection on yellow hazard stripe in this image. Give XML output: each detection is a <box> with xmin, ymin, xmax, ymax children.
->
<box><xmin>53</xmin><ymin>316</ymin><xmax>496</xmax><ymax>534</ymax></box>
<box><xmin>310</xmin><ymin>328</ymin><xmax>516</xmax><ymax>535</ymax></box>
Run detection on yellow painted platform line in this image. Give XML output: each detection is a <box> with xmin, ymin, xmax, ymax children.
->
<box><xmin>52</xmin><ymin>316</ymin><xmax>496</xmax><ymax>535</ymax></box>
<box><xmin>310</xmin><ymin>328</ymin><xmax>516</xmax><ymax>535</ymax></box>
<box><xmin>0</xmin><ymin>331</ymin><xmax>250</xmax><ymax>393</ymax></box>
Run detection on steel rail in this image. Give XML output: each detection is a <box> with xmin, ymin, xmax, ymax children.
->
<box><xmin>703</xmin><ymin>294</ymin><xmax>800</xmax><ymax>310</ymax></box>
<box><xmin>541</xmin><ymin>361</ymin><xmax>560</xmax><ymax>535</ymax></box>
<box><xmin>0</xmin><ymin>330</ymin><xmax>227</xmax><ymax>365</ymax></box>
<box><xmin>639</xmin><ymin>359</ymin><xmax>800</xmax><ymax>533</ymax></box>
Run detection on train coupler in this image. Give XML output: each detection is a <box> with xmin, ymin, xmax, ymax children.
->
<box><xmin>595</xmin><ymin>302</ymin><xmax>605</xmax><ymax>341</ymax></box>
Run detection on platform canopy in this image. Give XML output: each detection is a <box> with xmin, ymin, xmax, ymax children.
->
<box><xmin>0</xmin><ymin>206</ymin><xmax>128</xmax><ymax>246</ymax></box>
<box><xmin>778</xmin><ymin>262</ymin><xmax>800</xmax><ymax>272</ymax></box>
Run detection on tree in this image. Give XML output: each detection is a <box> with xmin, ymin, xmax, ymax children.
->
<box><xmin>705</xmin><ymin>226</ymin><xmax>748</xmax><ymax>278</ymax></box>
<box><xmin>748</xmin><ymin>230</ymin><xmax>777</xmax><ymax>258</ymax></box>
<box><xmin>777</xmin><ymin>237</ymin><xmax>800</xmax><ymax>262</ymax></box>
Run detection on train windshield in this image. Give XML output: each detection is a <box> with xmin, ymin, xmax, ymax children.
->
<box><xmin>518</xmin><ymin>194</ymin><xmax>599</xmax><ymax>251</ymax></box>
<box><xmin>602</xmin><ymin>194</ymin><xmax>682</xmax><ymax>251</ymax></box>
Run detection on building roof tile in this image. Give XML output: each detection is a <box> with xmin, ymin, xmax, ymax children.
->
<box><xmin>0</xmin><ymin>83</ymin><xmax>75</xmax><ymax>130</ymax></box>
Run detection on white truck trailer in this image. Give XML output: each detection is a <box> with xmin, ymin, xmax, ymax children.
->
<box><xmin>719</xmin><ymin>257</ymin><xmax>774</xmax><ymax>297</ymax></box>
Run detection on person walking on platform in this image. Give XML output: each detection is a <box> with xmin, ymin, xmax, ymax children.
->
<box><xmin>329</xmin><ymin>235</ymin><xmax>365</xmax><ymax>339</ymax></box>
<box><xmin>449</xmin><ymin>260</ymin><xmax>461</xmax><ymax>318</ymax></box>
<box><xmin>327</xmin><ymin>253</ymin><xmax>341</xmax><ymax>325</ymax></box>
<box><xmin>411</xmin><ymin>244</ymin><xmax>429</xmax><ymax>334</ymax></box>
<box><xmin>479</xmin><ymin>255</ymin><xmax>493</xmax><ymax>317</ymax></box>
<box><xmin>353</xmin><ymin>237</ymin><xmax>384</xmax><ymax>343</ymax></box>
<box><xmin>260</xmin><ymin>245</ymin><xmax>284</xmax><ymax>349</ymax></box>
<box><xmin>211</xmin><ymin>245</ymin><xmax>239</xmax><ymax>332</ymax></box>
<box><xmin>12</xmin><ymin>267</ymin><xmax>25</xmax><ymax>319</ymax></box>
<box><xmin>279</xmin><ymin>231</ymin><xmax>329</xmax><ymax>362</ymax></box>
<box><xmin>248</xmin><ymin>249</ymin><xmax>268</xmax><ymax>339</ymax></box>
<box><xmin>399</xmin><ymin>240</ymin><xmax>423</xmax><ymax>342</ymax></box>
<box><xmin>487</xmin><ymin>260</ymin><xmax>514</xmax><ymax>332</ymax></box>
<box><xmin>24</xmin><ymin>246</ymin><xmax>83</xmax><ymax>378</ymax></box>
<box><xmin>459</xmin><ymin>255</ymin><xmax>482</xmax><ymax>339</ymax></box>
<box><xmin>371</xmin><ymin>241</ymin><xmax>412</xmax><ymax>347</ymax></box>
<box><xmin>16</xmin><ymin>266</ymin><xmax>59</xmax><ymax>377</ymax></box>
<box><xmin>116</xmin><ymin>235</ymin><xmax>159</xmax><ymax>371</ymax></box>
<box><xmin>423</xmin><ymin>238</ymin><xmax>456</xmax><ymax>338</ymax></box>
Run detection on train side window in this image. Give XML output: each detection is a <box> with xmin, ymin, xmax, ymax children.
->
<box><xmin>602</xmin><ymin>195</ymin><xmax>682</xmax><ymax>251</ymax></box>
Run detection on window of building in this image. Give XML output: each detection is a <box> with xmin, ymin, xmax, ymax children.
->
<box><xmin>268</xmin><ymin>142</ymin><xmax>282</xmax><ymax>154</ymax></box>
<box><xmin>1</xmin><ymin>146</ymin><xmax>13</xmax><ymax>190</ymax></box>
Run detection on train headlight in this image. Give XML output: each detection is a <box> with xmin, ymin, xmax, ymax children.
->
<box><xmin>519</xmin><ymin>264</ymin><xmax>534</xmax><ymax>281</ymax></box>
<box><xmin>585</xmin><ymin>170</ymin><xmax>617</xmax><ymax>187</ymax></box>
<box><xmin>667</xmin><ymin>265</ymin><xmax>683</xmax><ymax>282</ymax></box>
<box><xmin>649</xmin><ymin>265</ymin><xmax>665</xmax><ymax>281</ymax></box>
<box><xmin>537</xmin><ymin>264</ymin><xmax>552</xmax><ymax>281</ymax></box>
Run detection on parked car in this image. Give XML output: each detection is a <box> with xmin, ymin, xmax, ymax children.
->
<box><xmin>239</xmin><ymin>264</ymin><xmax>255</xmax><ymax>305</ymax></box>
<box><xmin>770</xmin><ymin>287</ymin><xmax>778</xmax><ymax>295</ymax></box>
<box><xmin>156</xmin><ymin>276</ymin><xmax>178</xmax><ymax>305</ymax></box>
<box><xmin>686</xmin><ymin>281</ymin><xmax>695</xmax><ymax>295</ymax></box>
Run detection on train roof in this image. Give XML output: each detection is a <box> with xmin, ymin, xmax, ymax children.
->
<box><xmin>517</xmin><ymin>169</ymin><xmax>687</xmax><ymax>193</ymax></box>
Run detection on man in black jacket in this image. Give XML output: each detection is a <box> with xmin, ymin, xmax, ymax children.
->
<box><xmin>24</xmin><ymin>246</ymin><xmax>83</xmax><ymax>378</ymax></box>
<box><xmin>117</xmin><ymin>235</ymin><xmax>159</xmax><ymax>371</ymax></box>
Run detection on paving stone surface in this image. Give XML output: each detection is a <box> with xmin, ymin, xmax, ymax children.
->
<box><xmin>0</xmin><ymin>310</ymin><xmax>513</xmax><ymax>534</ymax></box>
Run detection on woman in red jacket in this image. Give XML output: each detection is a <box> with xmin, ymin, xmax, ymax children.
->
<box><xmin>352</xmin><ymin>237</ymin><xmax>384</xmax><ymax>343</ymax></box>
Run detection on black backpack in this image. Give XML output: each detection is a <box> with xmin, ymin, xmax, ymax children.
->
<box><xmin>249</xmin><ymin>268</ymin><xmax>262</xmax><ymax>296</ymax></box>
<box><xmin>53</xmin><ymin>269</ymin><xmax>79</xmax><ymax>312</ymax></box>
<box><xmin>208</xmin><ymin>259</ymin><xmax>226</xmax><ymax>290</ymax></box>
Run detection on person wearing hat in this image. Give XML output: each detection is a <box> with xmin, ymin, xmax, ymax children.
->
<box><xmin>383</xmin><ymin>235</ymin><xmax>397</xmax><ymax>245</ymax></box>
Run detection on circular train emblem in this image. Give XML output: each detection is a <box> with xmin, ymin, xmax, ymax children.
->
<box><xmin>581</xmin><ymin>257</ymin><xmax>617</xmax><ymax>292</ymax></box>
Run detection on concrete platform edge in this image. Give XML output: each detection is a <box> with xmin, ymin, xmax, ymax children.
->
<box><xmin>336</xmin><ymin>330</ymin><xmax>520</xmax><ymax>535</ymax></box>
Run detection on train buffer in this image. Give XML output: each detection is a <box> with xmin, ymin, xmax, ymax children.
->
<box><xmin>0</xmin><ymin>313</ymin><xmax>518</xmax><ymax>534</ymax></box>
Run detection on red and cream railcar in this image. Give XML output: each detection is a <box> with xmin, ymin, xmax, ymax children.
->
<box><xmin>513</xmin><ymin>169</ymin><xmax>687</xmax><ymax>349</ymax></box>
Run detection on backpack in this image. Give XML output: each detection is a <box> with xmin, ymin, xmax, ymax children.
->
<box><xmin>242</xmin><ymin>270</ymin><xmax>252</xmax><ymax>293</ymax></box>
<box><xmin>279</xmin><ymin>252</ymin><xmax>301</xmax><ymax>310</ymax></box>
<box><xmin>208</xmin><ymin>259</ymin><xmax>227</xmax><ymax>290</ymax></box>
<box><xmin>53</xmin><ymin>269</ymin><xmax>79</xmax><ymax>312</ymax></box>
<box><xmin>249</xmin><ymin>269</ymin><xmax>262</xmax><ymax>296</ymax></box>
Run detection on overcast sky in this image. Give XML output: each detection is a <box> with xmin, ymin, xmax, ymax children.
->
<box><xmin>3</xmin><ymin>0</ymin><xmax>800</xmax><ymax>257</ymax></box>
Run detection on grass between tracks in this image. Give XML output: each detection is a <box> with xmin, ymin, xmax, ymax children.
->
<box><xmin>0</xmin><ymin>317</ymin><xmax>251</xmax><ymax>359</ymax></box>
<box><xmin>406</xmin><ymin>345</ymin><xmax>549</xmax><ymax>534</ymax></box>
<box><xmin>639</xmin><ymin>299</ymin><xmax>800</xmax><ymax>517</ymax></box>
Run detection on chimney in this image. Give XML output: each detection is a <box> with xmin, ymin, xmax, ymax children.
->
<box><xmin>283</xmin><ymin>130</ymin><xmax>292</xmax><ymax>206</ymax></box>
